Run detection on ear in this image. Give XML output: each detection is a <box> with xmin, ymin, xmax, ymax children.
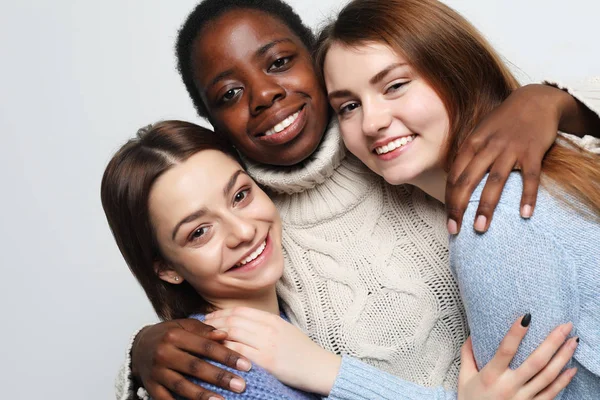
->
<box><xmin>154</xmin><ymin>261</ymin><xmax>184</xmax><ymax>285</ymax></box>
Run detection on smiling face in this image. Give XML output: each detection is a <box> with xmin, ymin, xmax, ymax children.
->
<box><xmin>191</xmin><ymin>9</ymin><xmax>329</xmax><ymax>166</ymax></box>
<box><xmin>324</xmin><ymin>42</ymin><xmax>450</xmax><ymax>187</ymax></box>
<box><xmin>148</xmin><ymin>150</ymin><xmax>284</xmax><ymax>306</ymax></box>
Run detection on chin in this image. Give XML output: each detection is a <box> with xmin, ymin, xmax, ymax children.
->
<box><xmin>382</xmin><ymin>170</ymin><xmax>413</xmax><ymax>186</ymax></box>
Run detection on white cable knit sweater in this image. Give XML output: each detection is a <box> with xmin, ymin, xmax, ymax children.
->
<box><xmin>115</xmin><ymin>79</ymin><xmax>600</xmax><ymax>400</ymax></box>
<box><xmin>246</xmin><ymin>121</ymin><xmax>467</xmax><ymax>389</ymax></box>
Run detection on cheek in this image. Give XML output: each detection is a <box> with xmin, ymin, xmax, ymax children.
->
<box><xmin>340</xmin><ymin>120</ymin><xmax>368</xmax><ymax>157</ymax></box>
<box><xmin>177</xmin><ymin>246</ymin><xmax>223</xmax><ymax>282</ymax></box>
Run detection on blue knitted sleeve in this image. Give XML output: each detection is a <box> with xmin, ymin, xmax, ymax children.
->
<box><xmin>328</xmin><ymin>356</ymin><xmax>457</xmax><ymax>400</ymax></box>
<box><xmin>449</xmin><ymin>173</ymin><xmax>600</xmax><ymax>398</ymax></box>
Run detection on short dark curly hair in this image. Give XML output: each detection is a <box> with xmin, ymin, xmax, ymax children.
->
<box><xmin>175</xmin><ymin>0</ymin><xmax>315</xmax><ymax>119</ymax></box>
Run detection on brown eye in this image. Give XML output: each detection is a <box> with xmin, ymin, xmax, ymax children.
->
<box><xmin>233</xmin><ymin>188</ymin><xmax>250</xmax><ymax>205</ymax></box>
<box><xmin>268</xmin><ymin>57</ymin><xmax>292</xmax><ymax>72</ymax></box>
<box><xmin>222</xmin><ymin>88</ymin><xmax>242</xmax><ymax>102</ymax></box>
<box><xmin>190</xmin><ymin>226</ymin><xmax>208</xmax><ymax>241</ymax></box>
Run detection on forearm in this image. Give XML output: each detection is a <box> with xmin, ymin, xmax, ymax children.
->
<box><xmin>326</xmin><ymin>356</ymin><xmax>457</xmax><ymax>400</ymax></box>
<box><xmin>545</xmin><ymin>78</ymin><xmax>600</xmax><ymax>138</ymax></box>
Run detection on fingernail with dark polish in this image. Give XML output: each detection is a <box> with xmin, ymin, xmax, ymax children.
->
<box><xmin>447</xmin><ymin>219</ymin><xmax>458</xmax><ymax>235</ymax></box>
<box><xmin>576</xmin><ymin>337</ymin><xmax>580</xmax><ymax>343</ymax></box>
<box><xmin>521</xmin><ymin>313</ymin><xmax>531</xmax><ymax>327</ymax></box>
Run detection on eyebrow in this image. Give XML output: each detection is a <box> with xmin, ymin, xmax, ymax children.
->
<box><xmin>255</xmin><ymin>38</ymin><xmax>293</xmax><ymax>58</ymax></box>
<box><xmin>223</xmin><ymin>170</ymin><xmax>247</xmax><ymax>197</ymax></box>
<box><xmin>170</xmin><ymin>169</ymin><xmax>248</xmax><ymax>241</ymax></box>
<box><xmin>369</xmin><ymin>63</ymin><xmax>407</xmax><ymax>85</ymax></box>
<box><xmin>328</xmin><ymin>89</ymin><xmax>354</xmax><ymax>102</ymax></box>
<box><xmin>171</xmin><ymin>207</ymin><xmax>208</xmax><ymax>241</ymax></box>
<box><xmin>206</xmin><ymin>39</ymin><xmax>294</xmax><ymax>89</ymax></box>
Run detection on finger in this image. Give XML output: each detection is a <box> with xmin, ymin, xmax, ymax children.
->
<box><xmin>514</xmin><ymin>322</ymin><xmax>573</xmax><ymax>385</ymax></box>
<box><xmin>481</xmin><ymin>314</ymin><xmax>532</xmax><ymax>379</ymax></box>
<box><xmin>205</xmin><ymin>317</ymin><xmax>265</xmax><ymax>349</ymax></box>
<box><xmin>472</xmin><ymin>154</ymin><xmax>517</xmax><ymax>233</ymax></box>
<box><xmin>517</xmin><ymin>156</ymin><xmax>542</xmax><ymax>219</ymax></box>
<box><xmin>533</xmin><ymin>368</ymin><xmax>577</xmax><ymax>400</ymax></box>
<box><xmin>446</xmin><ymin>145</ymin><xmax>499</xmax><ymax>234</ymax></box>
<box><xmin>521</xmin><ymin>337</ymin><xmax>578</xmax><ymax>397</ymax></box>
<box><xmin>205</xmin><ymin>329</ymin><xmax>229</xmax><ymax>342</ymax></box>
<box><xmin>167</xmin><ymin>329</ymin><xmax>252</xmax><ymax>372</ymax></box>
<box><xmin>164</xmin><ymin>350</ymin><xmax>247</xmax><ymax>394</ymax></box>
<box><xmin>224</xmin><ymin>340</ymin><xmax>262</xmax><ymax>361</ymax></box>
<box><xmin>458</xmin><ymin>337</ymin><xmax>478</xmax><ymax>388</ymax></box>
<box><xmin>161</xmin><ymin>369</ymin><xmax>228</xmax><ymax>400</ymax></box>
<box><xmin>177</xmin><ymin>318</ymin><xmax>222</xmax><ymax>335</ymax></box>
<box><xmin>145</xmin><ymin>383</ymin><xmax>176</xmax><ymax>400</ymax></box>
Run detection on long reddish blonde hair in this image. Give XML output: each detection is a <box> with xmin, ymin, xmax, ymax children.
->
<box><xmin>315</xmin><ymin>0</ymin><xmax>599</xmax><ymax>216</ymax></box>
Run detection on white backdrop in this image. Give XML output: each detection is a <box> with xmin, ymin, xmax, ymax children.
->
<box><xmin>0</xmin><ymin>1</ymin><xmax>597</xmax><ymax>399</ymax></box>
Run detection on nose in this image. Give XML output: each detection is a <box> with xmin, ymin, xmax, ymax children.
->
<box><xmin>249</xmin><ymin>77</ymin><xmax>286</xmax><ymax>115</ymax></box>
<box><xmin>361</xmin><ymin>99</ymin><xmax>392</xmax><ymax>137</ymax></box>
<box><xmin>224</xmin><ymin>213</ymin><xmax>256</xmax><ymax>249</ymax></box>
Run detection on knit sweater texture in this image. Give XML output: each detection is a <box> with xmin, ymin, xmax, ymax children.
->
<box><xmin>115</xmin><ymin>78</ymin><xmax>600</xmax><ymax>400</ymax></box>
<box><xmin>450</xmin><ymin>172</ymin><xmax>600</xmax><ymax>399</ymax></box>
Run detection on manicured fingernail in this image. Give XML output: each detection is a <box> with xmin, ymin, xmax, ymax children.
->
<box><xmin>447</xmin><ymin>219</ymin><xmax>458</xmax><ymax>235</ymax></box>
<box><xmin>521</xmin><ymin>204</ymin><xmax>532</xmax><ymax>219</ymax></box>
<box><xmin>230</xmin><ymin>378</ymin><xmax>246</xmax><ymax>392</ymax></box>
<box><xmin>521</xmin><ymin>313</ymin><xmax>531</xmax><ymax>327</ymax></box>
<box><xmin>561</xmin><ymin>322</ymin><xmax>573</xmax><ymax>335</ymax></box>
<box><xmin>474</xmin><ymin>215</ymin><xmax>487</xmax><ymax>232</ymax></box>
<box><xmin>570</xmin><ymin>337</ymin><xmax>580</xmax><ymax>349</ymax></box>
<box><xmin>209</xmin><ymin>397</ymin><xmax>223</xmax><ymax>400</ymax></box>
<box><xmin>576</xmin><ymin>337</ymin><xmax>580</xmax><ymax>343</ymax></box>
<box><xmin>237</xmin><ymin>358</ymin><xmax>252</xmax><ymax>371</ymax></box>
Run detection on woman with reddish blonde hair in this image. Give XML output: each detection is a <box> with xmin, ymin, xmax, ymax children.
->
<box><xmin>311</xmin><ymin>0</ymin><xmax>599</xmax><ymax>398</ymax></box>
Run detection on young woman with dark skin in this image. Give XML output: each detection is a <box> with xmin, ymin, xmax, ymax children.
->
<box><xmin>115</xmin><ymin>1</ymin><xmax>600</xmax><ymax>399</ymax></box>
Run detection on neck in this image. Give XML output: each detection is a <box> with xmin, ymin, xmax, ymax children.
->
<box><xmin>411</xmin><ymin>167</ymin><xmax>447</xmax><ymax>204</ymax></box>
<box><xmin>206</xmin><ymin>287</ymin><xmax>280</xmax><ymax>315</ymax></box>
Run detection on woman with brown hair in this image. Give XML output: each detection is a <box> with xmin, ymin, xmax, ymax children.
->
<box><xmin>104</xmin><ymin>120</ymin><xmax>578</xmax><ymax>400</ymax></box>
<box><xmin>308</xmin><ymin>0</ymin><xmax>599</xmax><ymax>397</ymax></box>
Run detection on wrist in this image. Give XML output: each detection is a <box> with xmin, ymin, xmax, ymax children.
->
<box><xmin>131</xmin><ymin>325</ymin><xmax>152</xmax><ymax>378</ymax></box>
<box><xmin>313</xmin><ymin>352</ymin><xmax>342</xmax><ymax>396</ymax></box>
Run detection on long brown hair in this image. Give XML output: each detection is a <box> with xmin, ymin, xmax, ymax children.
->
<box><xmin>101</xmin><ymin>120</ymin><xmax>243</xmax><ymax>320</ymax></box>
<box><xmin>315</xmin><ymin>0</ymin><xmax>599</xmax><ymax>216</ymax></box>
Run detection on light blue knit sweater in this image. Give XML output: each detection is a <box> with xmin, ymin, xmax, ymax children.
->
<box><xmin>168</xmin><ymin>313</ymin><xmax>319</xmax><ymax>400</ymax></box>
<box><xmin>328</xmin><ymin>173</ymin><xmax>599</xmax><ymax>400</ymax></box>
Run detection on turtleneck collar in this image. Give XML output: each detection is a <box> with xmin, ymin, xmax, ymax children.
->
<box><xmin>241</xmin><ymin>119</ymin><xmax>346</xmax><ymax>195</ymax></box>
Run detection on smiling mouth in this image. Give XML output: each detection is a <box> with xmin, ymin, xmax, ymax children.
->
<box><xmin>374</xmin><ymin>135</ymin><xmax>416</xmax><ymax>155</ymax></box>
<box><xmin>236</xmin><ymin>240</ymin><xmax>267</xmax><ymax>267</ymax></box>
<box><xmin>256</xmin><ymin>105</ymin><xmax>305</xmax><ymax>138</ymax></box>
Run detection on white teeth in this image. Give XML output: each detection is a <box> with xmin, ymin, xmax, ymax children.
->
<box><xmin>375</xmin><ymin>135</ymin><xmax>415</xmax><ymax>155</ymax></box>
<box><xmin>237</xmin><ymin>240</ymin><xmax>267</xmax><ymax>266</ymax></box>
<box><xmin>264</xmin><ymin>110</ymin><xmax>300</xmax><ymax>136</ymax></box>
